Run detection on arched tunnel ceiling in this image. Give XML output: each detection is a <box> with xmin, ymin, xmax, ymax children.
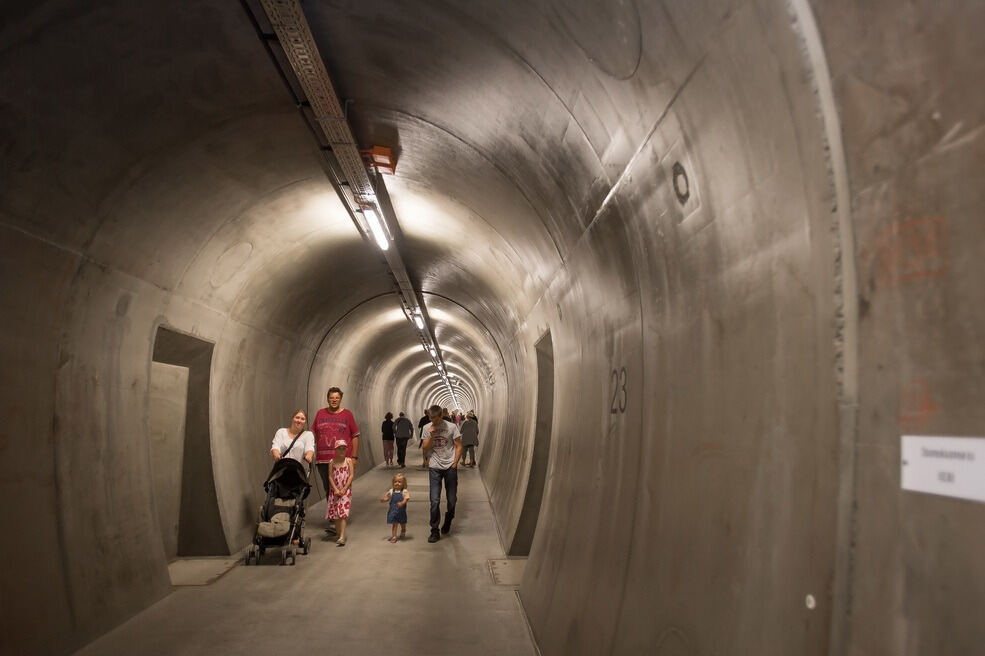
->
<box><xmin>308</xmin><ymin>292</ymin><xmax>499</xmax><ymax>413</ymax></box>
<box><xmin>1</xmin><ymin>0</ymin><xmax>696</xmax><ymax>388</ymax></box>
<box><xmin>0</xmin><ymin>0</ymin><xmax>572</xmax><ymax>380</ymax></box>
<box><xmin>299</xmin><ymin>0</ymin><xmax>687</xmax><ymax>353</ymax></box>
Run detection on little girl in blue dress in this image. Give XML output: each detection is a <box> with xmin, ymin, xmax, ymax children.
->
<box><xmin>380</xmin><ymin>473</ymin><xmax>410</xmax><ymax>542</ymax></box>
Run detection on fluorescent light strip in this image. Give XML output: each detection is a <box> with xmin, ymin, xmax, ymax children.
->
<box><xmin>363</xmin><ymin>207</ymin><xmax>389</xmax><ymax>251</ymax></box>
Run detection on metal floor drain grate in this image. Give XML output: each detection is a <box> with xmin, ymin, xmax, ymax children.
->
<box><xmin>487</xmin><ymin>558</ymin><xmax>527</xmax><ymax>586</ymax></box>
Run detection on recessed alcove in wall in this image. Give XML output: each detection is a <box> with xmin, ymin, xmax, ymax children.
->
<box><xmin>148</xmin><ymin>361</ymin><xmax>189</xmax><ymax>560</ymax></box>
<box><xmin>151</xmin><ymin>327</ymin><xmax>228</xmax><ymax>557</ymax></box>
<box><xmin>509</xmin><ymin>330</ymin><xmax>555</xmax><ymax>556</ymax></box>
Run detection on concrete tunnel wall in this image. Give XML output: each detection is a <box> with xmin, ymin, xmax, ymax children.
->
<box><xmin>1</xmin><ymin>1</ymin><xmax>983</xmax><ymax>655</ymax></box>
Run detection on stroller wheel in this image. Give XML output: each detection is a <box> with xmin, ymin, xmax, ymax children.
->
<box><xmin>302</xmin><ymin>537</ymin><xmax>311</xmax><ymax>555</ymax></box>
<box><xmin>289</xmin><ymin>547</ymin><xmax>298</xmax><ymax>566</ymax></box>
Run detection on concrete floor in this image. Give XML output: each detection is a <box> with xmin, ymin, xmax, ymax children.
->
<box><xmin>76</xmin><ymin>464</ymin><xmax>537</xmax><ymax>656</ymax></box>
<box><xmin>166</xmin><ymin>558</ymin><xmax>239</xmax><ymax>586</ymax></box>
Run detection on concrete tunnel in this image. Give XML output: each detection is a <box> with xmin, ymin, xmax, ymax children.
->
<box><xmin>2</xmin><ymin>0</ymin><xmax>984</xmax><ymax>654</ymax></box>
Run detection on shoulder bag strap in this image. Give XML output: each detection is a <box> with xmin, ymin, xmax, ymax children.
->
<box><xmin>281</xmin><ymin>430</ymin><xmax>303</xmax><ymax>459</ymax></box>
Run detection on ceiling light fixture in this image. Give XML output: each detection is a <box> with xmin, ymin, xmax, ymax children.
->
<box><xmin>362</xmin><ymin>207</ymin><xmax>389</xmax><ymax>251</ymax></box>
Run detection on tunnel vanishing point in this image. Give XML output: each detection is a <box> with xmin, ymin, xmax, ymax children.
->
<box><xmin>2</xmin><ymin>0</ymin><xmax>984</xmax><ymax>654</ymax></box>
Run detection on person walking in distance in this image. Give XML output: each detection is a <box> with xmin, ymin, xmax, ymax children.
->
<box><xmin>422</xmin><ymin>404</ymin><xmax>462</xmax><ymax>543</ymax></box>
<box><xmin>381</xmin><ymin>412</ymin><xmax>395</xmax><ymax>468</ymax></box>
<box><xmin>311</xmin><ymin>387</ymin><xmax>360</xmax><ymax>535</ymax></box>
<box><xmin>460</xmin><ymin>411</ymin><xmax>479</xmax><ymax>467</ymax></box>
<box><xmin>393</xmin><ymin>411</ymin><xmax>414</xmax><ymax>468</ymax></box>
<box><xmin>417</xmin><ymin>409</ymin><xmax>430</xmax><ymax>469</ymax></box>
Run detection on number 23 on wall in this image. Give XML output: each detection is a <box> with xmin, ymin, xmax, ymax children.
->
<box><xmin>610</xmin><ymin>367</ymin><xmax>627</xmax><ymax>414</ymax></box>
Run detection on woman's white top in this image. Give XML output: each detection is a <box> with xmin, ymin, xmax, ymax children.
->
<box><xmin>271</xmin><ymin>428</ymin><xmax>314</xmax><ymax>462</ymax></box>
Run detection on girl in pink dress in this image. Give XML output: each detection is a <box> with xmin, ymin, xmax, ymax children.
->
<box><xmin>326</xmin><ymin>439</ymin><xmax>354</xmax><ymax>546</ymax></box>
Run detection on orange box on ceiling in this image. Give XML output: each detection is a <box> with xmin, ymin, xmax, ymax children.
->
<box><xmin>360</xmin><ymin>145</ymin><xmax>396</xmax><ymax>174</ymax></box>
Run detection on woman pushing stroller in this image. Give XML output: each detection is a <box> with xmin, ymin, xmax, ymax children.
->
<box><xmin>270</xmin><ymin>409</ymin><xmax>314</xmax><ymax>464</ymax></box>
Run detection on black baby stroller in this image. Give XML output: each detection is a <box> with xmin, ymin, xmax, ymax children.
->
<box><xmin>244</xmin><ymin>457</ymin><xmax>312</xmax><ymax>566</ymax></box>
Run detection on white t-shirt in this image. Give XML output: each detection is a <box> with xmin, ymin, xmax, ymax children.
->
<box><xmin>426</xmin><ymin>420</ymin><xmax>461</xmax><ymax>470</ymax></box>
<box><xmin>271</xmin><ymin>428</ymin><xmax>314</xmax><ymax>463</ymax></box>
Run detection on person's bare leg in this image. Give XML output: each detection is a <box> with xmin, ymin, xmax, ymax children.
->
<box><xmin>337</xmin><ymin>518</ymin><xmax>347</xmax><ymax>545</ymax></box>
<box><xmin>390</xmin><ymin>523</ymin><xmax>398</xmax><ymax>542</ymax></box>
<box><xmin>399</xmin><ymin>522</ymin><xmax>406</xmax><ymax>539</ymax></box>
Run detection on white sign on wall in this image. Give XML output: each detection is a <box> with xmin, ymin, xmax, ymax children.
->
<box><xmin>901</xmin><ymin>435</ymin><xmax>985</xmax><ymax>503</ymax></box>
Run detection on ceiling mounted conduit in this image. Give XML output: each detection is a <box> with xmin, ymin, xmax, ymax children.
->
<box><xmin>251</xmin><ymin>0</ymin><xmax>455</xmax><ymax>384</ymax></box>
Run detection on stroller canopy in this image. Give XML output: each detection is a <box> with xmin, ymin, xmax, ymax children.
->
<box><xmin>264</xmin><ymin>458</ymin><xmax>310</xmax><ymax>499</ymax></box>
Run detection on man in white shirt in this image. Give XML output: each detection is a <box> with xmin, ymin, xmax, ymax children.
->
<box><xmin>422</xmin><ymin>404</ymin><xmax>462</xmax><ymax>542</ymax></box>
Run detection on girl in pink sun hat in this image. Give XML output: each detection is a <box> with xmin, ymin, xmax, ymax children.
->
<box><xmin>326</xmin><ymin>439</ymin><xmax>354</xmax><ymax>546</ymax></box>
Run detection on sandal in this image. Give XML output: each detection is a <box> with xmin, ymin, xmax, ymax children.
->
<box><xmin>336</xmin><ymin>538</ymin><xmax>346</xmax><ymax>547</ymax></box>
<box><xmin>388</xmin><ymin>536</ymin><xmax>398</xmax><ymax>543</ymax></box>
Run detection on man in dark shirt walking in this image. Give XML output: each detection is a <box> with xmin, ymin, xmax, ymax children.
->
<box><xmin>393</xmin><ymin>411</ymin><xmax>414</xmax><ymax>468</ymax></box>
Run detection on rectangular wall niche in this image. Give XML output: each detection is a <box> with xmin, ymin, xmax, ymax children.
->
<box><xmin>509</xmin><ymin>330</ymin><xmax>555</xmax><ymax>557</ymax></box>
<box><xmin>151</xmin><ymin>327</ymin><xmax>228</xmax><ymax>556</ymax></box>
<box><xmin>149</xmin><ymin>361</ymin><xmax>188</xmax><ymax>560</ymax></box>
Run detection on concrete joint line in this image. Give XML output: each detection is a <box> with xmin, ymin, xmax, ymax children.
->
<box><xmin>786</xmin><ymin>1</ymin><xmax>860</xmax><ymax>654</ymax></box>
<box><xmin>580</xmin><ymin>53</ymin><xmax>706</xmax><ymax>245</ymax></box>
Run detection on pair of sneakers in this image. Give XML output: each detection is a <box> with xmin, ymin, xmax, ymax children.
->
<box><xmin>428</xmin><ymin>521</ymin><xmax>452</xmax><ymax>543</ymax></box>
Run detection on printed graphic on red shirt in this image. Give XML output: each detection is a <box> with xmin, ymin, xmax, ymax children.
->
<box><xmin>311</xmin><ymin>408</ymin><xmax>360</xmax><ymax>463</ymax></box>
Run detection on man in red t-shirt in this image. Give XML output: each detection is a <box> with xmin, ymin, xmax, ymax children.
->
<box><xmin>311</xmin><ymin>387</ymin><xmax>360</xmax><ymax>533</ymax></box>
